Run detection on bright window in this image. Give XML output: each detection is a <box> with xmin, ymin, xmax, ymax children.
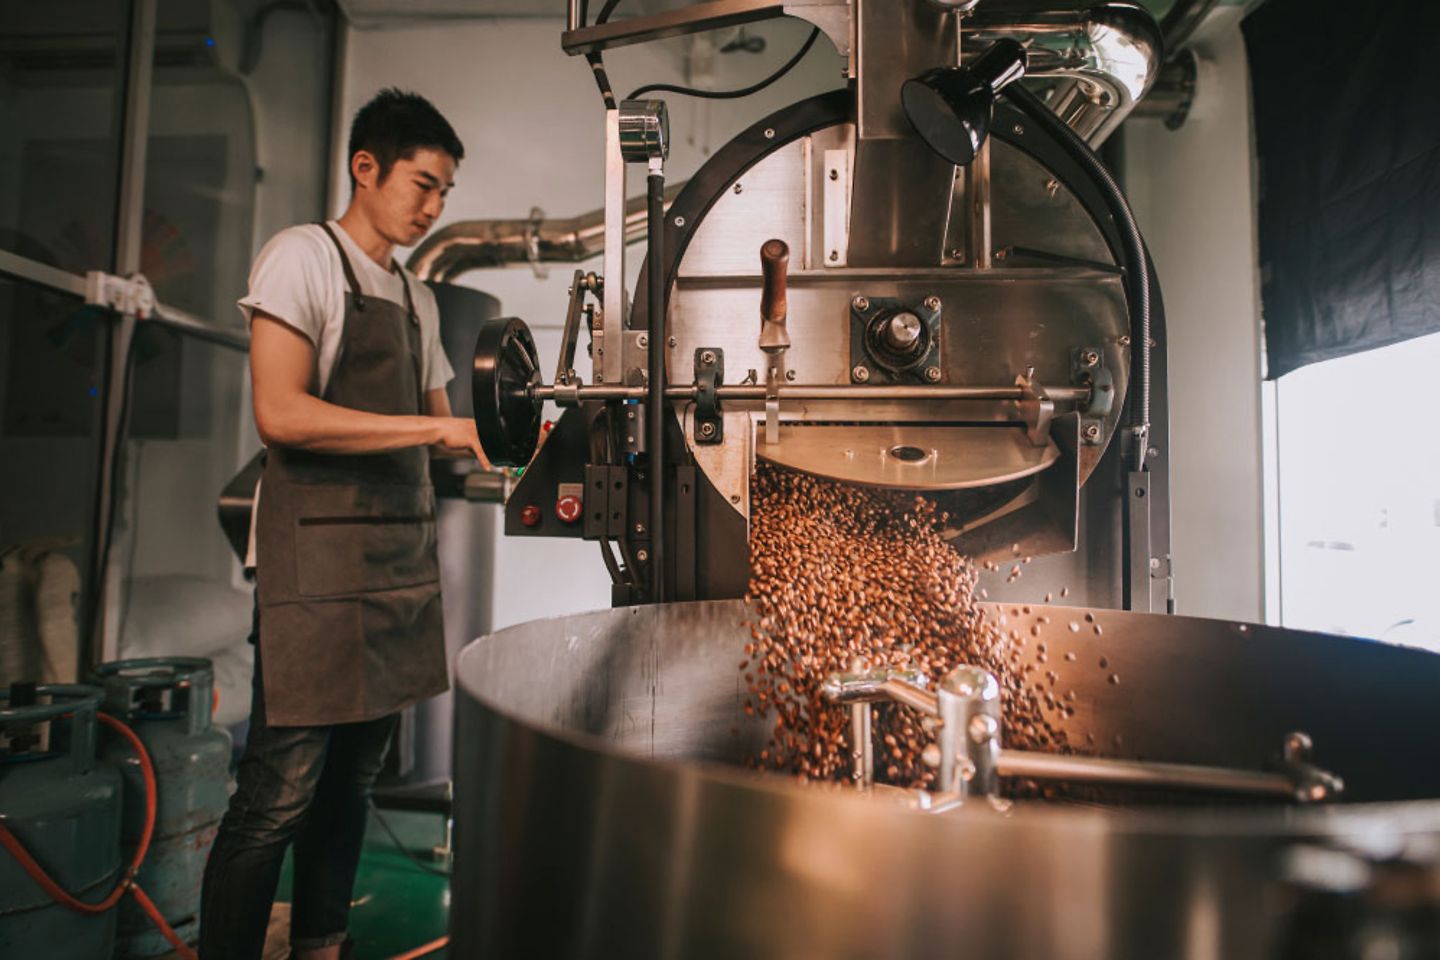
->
<box><xmin>1269</xmin><ymin>332</ymin><xmax>1440</xmax><ymax>651</ymax></box>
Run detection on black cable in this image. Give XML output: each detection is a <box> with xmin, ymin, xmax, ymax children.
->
<box><xmin>582</xmin><ymin>0</ymin><xmax>624</xmax><ymax>111</ymax></box>
<box><xmin>585</xmin><ymin>53</ymin><xmax>617</xmax><ymax>111</ymax></box>
<box><xmin>1001</xmin><ymin>82</ymin><xmax>1152</xmax><ymax>467</ymax></box>
<box><xmin>368</xmin><ymin>798</ymin><xmax>450</xmax><ymax>878</ymax></box>
<box><xmin>626</xmin><ymin>26</ymin><xmax>820</xmax><ymax>101</ymax></box>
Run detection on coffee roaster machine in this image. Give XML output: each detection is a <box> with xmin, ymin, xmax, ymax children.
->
<box><xmin>450</xmin><ymin>2</ymin><xmax>1440</xmax><ymax>956</ymax></box>
<box><xmin>465</xmin><ymin>0</ymin><xmax>1170</xmax><ymax>612</ymax></box>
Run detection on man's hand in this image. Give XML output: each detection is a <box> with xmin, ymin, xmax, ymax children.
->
<box><xmin>432</xmin><ymin>417</ymin><xmax>492</xmax><ymax>469</ymax></box>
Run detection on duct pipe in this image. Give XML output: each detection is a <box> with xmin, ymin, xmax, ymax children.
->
<box><xmin>408</xmin><ymin>182</ymin><xmax>684</xmax><ymax>283</ymax></box>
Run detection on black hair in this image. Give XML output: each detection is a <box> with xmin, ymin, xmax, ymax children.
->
<box><xmin>347</xmin><ymin>88</ymin><xmax>464</xmax><ymax>190</ymax></box>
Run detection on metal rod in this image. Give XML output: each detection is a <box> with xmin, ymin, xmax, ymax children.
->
<box><xmin>879</xmin><ymin>679</ymin><xmax>939</xmax><ymax>716</ymax></box>
<box><xmin>646</xmin><ymin>166</ymin><xmax>666</xmax><ymax>603</ymax></box>
<box><xmin>90</xmin><ymin>0</ymin><xmax>157</xmax><ymax>672</ymax></box>
<box><xmin>0</xmin><ymin>249</ymin><xmax>87</xmax><ymax>297</ymax></box>
<box><xmin>531</xmin><ymin>383</ymin><xmax>1091</xmax><ymax>403</ymax></box>
<box><xmin>850</xmin><ymin>703</ymin><xmax>873</xmax><ymax>789</ymax></box>
<box><xmin>150</xmin><ymin>304</ymin><xmax>249</xmax><ymax>351</ymax></box>
<box><xmin>997</xmin><ymin>749</ymin><xmax>1296</xmax><ymax>799</ymax></box>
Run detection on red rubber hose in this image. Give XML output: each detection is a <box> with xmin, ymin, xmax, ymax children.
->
<box><xmin>0</xmin><ymin>711</ymin><xmax>197</xmax><ymax>960</ymax></box>
<box><xmin>389</xmin><ymin>936</ymin><xmax>449</xmax><ymax>959</ymax></box>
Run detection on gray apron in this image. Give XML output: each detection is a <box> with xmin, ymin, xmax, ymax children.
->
<box><xmin>254</xmin><ymin>223</ymin><xmax>447</xmax><ymax>726</ymax></box>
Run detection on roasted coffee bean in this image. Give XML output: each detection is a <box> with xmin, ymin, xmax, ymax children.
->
<box><xmin>744</xmin><ymin>464</ymin><xmax>1070</xmax><ymax>787</ymax></box>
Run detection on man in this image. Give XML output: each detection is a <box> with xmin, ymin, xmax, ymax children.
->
<box><xmin>199</xmin><ymin>89</ymin><xmax>484</xmax><ymax>960</ymax></box>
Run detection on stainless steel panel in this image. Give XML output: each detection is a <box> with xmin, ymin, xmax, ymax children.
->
<box><xmin>453</xmin><ymin>600</ymin><xmax>1440</xmax><ymax>959</ymax></box>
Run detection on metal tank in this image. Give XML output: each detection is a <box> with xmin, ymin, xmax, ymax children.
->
<box><xmin>94</xmin><ymin>657</ymin><xmax>230</xmax><ymax>957</ymax></box>
<box><xmin>0</xmin><ymin>683</ymin><xmax>122</xmax><ymax>959</ymax></box>
<box><xmin>452</xmin><ymin>600</ymin><xmax>1440</xmax><ymax>959</ymax></box>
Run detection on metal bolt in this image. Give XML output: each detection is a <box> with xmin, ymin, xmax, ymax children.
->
<box><xmin>1082</xmin><ymin>423</ymin><xmax>1101</xmax><ymax>441</ymax></box>
<box><xmin>667</xmin><ymin>336</ymin><xmax>677</xmax><ymax>348</ymax></box>
<box><xmin>674</xmin><ymin>215</ymin><xmax>686</xmax><ymax>227</ymax></box>
<box><xmin>1045</xmin><ymin>178</ymin><xmax>1059</xmax><ymax>198</ymax></box>
<box><xmin>924</xmin><ymin>366</ymin><xmax>942</xmax><ymax>383</ymax></box>
<box><xmin>828</xmin><ymin>168</ymin><xmax>839</xmax><ymax>181</ymax></box>
<box><xmin>1080</xmin><ymin>349</ymin><xmax>1100</xmax><ymax>368</ymax></box>
<box><xmin>1148</xmin><ymin>446</ymin><xmax>1160</xmax><ymax>458</ymax></box>
<box><xmin>852</xmin><ymin>296</ymin><xmax>870</xmax><ymax>312</ymax></box>
<box><xmin>634</xmin><ymin>523</ymin><xmax>645</xmax><ymax>535</ymax></box>
<box><xmin>852</xmin><ymin>365</ymin><xmax>871</xmax><ymax>383</ymax></box>
<box><xmin>730</xmin><ymin>494</ymin><xmax>741</xmax><ymax>504</ymax></box>
<box><xmin>1117</xmin><ymin>335</ymin><xmax>1131</xmax><ymax>347</ymax></box>
<box><xmin>637</xmin><ymin>334</ymin><xmax>648</xmax><ymax>347</ymax></box>
<box><xmin>699</xmin><ymin>349</ymin><xmax>717</xmax><ymax>365</ymax></box>
<box><xmin>924</xmin><ymin>296</ymin><xmax>941</xmax><ymax>311</ymax></box>
<box><xmin>697</xmin><ymin>421</ymin><xmax>717</xmax><ymax>439</ymax></box>
<box><xmin>733</xmin><ymin>182</ymin><xmax>743</xmax><ymax>194</ymax></box>
<box><xmin>968</xmin><ymin>713</ymin><xmax>999</xmax><ymax>746</ymax></box>
<box><xmin>785</xmin><ymin>369</ymin><xmax>797</xmax><ymax>381</ymax></box>
<box><xmin>1013</xmin><ymin>123</ymin><xmax>1025</xmax><ymax>135</ymax></box>
<box><xmin>1149</xmin><ymin>557</ymin><xmax>1161</xmax><ymax>570</ymax></box>
<box><xmin>627</xmin><ymin>409</ymin><xmax>637</xmax><ymax>420</ymax></box>
<box><xmin>829</xmin><ymin>250</ymin><xmax>839</xmax><ymax>262</ymax></box>
<box><xmin>636</xmin><ymin>549</ymin><xmax>649</xmax><ymax>563</ymax></box>
<box><xmin>949</xmin><ymin>248</ymin><xmax>964</xmax><ymax>259</ymax></box>
<box><xmin>764</xmin><ymin>128</ymin><xmax>775</xmax><ymax>139</ymax></box>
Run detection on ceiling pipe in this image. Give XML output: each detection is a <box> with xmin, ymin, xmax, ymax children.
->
<box><xmin>408</xmin><ymin>182</ymin><xmax>684</xmax><ymax>283</ymax></box>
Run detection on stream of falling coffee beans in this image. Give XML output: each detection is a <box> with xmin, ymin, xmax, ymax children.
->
<box><xmin>744</xmin><ymin>463</ymin><xmax>1078</xmax><ymax>788</ymax></box>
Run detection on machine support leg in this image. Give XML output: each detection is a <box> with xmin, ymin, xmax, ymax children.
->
<box><xmin>647</xmin><ymin>163</ymin><xmax>667</xmax><ymax>602</ymax></box>
<box><xmin>1124</xmin><ymin>469</ymin><xmax>1152</xmax><ymax>612</ymax></box>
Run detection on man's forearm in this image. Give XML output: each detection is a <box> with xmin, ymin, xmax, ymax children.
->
<box><xmin>257</xmin><ymin>390</ymin><xmax>440</xmax><ymax>454</ymax></box>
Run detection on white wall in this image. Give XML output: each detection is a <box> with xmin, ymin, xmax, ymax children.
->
<box><xmin>338</xmin><ymin>16</ymin><xmax>845</xmax><ymax>629</ymax></box>
<box><xmin>1122</xmin><ymin>8</ymin><xmax>1265</xmax><ymax>621</ymax></box>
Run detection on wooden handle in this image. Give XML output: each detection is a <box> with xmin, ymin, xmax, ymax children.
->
<box><xmin>760</xmin><ymin>238</ymin><xmax>789</xmax><ymax>324</ymax></box>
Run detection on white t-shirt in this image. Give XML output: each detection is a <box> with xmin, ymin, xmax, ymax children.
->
<box><xmin>237</xmin><ymin>221</ymin><xmax>457</xmax><ymax>568</ymax></box>
<box><xmin>238</xmin><ymin>220</ymin><xmax>455</xmax><ymax>395</ymax></box>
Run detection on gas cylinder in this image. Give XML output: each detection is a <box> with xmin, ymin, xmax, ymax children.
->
<box><xmin>94</xmin><ymin>657</ymin><xmax>231</xmax><ymax>957</ymax></box>
<box><xmin>0</xmin><ymin>683</ymin><xmax>123</xmax><ymax>959</ymax></box>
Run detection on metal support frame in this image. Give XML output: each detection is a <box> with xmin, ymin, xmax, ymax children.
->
<box><xmin>1</xmin><ymin>0</ymin><xmax>257</xmax><ymax>671</ymax></box>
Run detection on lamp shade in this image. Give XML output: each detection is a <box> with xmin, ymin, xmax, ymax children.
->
<box><xmin>902</xmin><ymin>38</ymin><xmax>1028</xmax><ymax>166</ymax></box>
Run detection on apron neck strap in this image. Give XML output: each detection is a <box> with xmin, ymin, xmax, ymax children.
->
<box><xmin>392</xmin><ymin>262</ymin><xmax>418</xmax><ymax>324</ymax></box>
<box><xmin>318</xmin><ymin>222</ymin><xmax>367</xmax><ymax>310</ymax></box>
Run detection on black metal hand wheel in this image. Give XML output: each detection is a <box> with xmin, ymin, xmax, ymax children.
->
<box><xmin>471</xmin><ymin>316</ymin><xmax>543</xmax><ymax>466</ymax></box>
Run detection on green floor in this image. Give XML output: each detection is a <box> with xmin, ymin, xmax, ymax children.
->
<box><xmin>276</xmin><ymin>809</ymin><xmax>450</xmax><ymax>959</ymax></box>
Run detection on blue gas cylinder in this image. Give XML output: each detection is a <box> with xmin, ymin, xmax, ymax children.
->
<box><xmin>0</xmin><ymin>683</ymin><xmax>123</xmax><ymax>959</ymax></box>
<box><xmin>94</xmin><ymin>657</ymin><xmax>231</xmax><ymax>958</ymax></box>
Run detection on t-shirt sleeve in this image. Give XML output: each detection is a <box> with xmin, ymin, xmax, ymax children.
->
<box><xmin>417</xmin><ymin>284</ymin><xmax>456</xmax><ymax>393</ymax></box>
<box><xmin>236</xmin><ymin>227</ymin><xmax>334</xmax><ymax>346</ymax></box>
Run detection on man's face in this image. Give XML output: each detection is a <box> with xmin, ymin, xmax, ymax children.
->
<box><xmin>352</xmin><ymin>146</ymin><xmax>457</xmax><ymax>248</ymax></box>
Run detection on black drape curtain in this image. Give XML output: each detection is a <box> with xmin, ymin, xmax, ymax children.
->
<box><xmin>1244</xmin><ymin>0</ymin><xmax>1440</xmax><ymax>379</ymax></box>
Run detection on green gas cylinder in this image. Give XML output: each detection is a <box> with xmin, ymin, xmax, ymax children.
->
<box><xmin>94</xmin><ymin>658</ymin><xmax>231</xmax><ymax>958</ymax></box>
<box><xmin>0</xmin><ymin>683</ymin><xmax>123</xmax><ymax>959</ymax></box>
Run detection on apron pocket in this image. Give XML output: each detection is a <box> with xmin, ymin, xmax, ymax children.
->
<box><xmin>292</xmin><ymin>484</ymin><xmax>439</xmax><ymax>598</ymax></box>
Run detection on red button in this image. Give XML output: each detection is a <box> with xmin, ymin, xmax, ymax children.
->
<box><xmin>520</xmin><ymin>504</ymin><xmax>542</xmax><ymax>527</ymax></box>
<box><xmin>555</xmin><ymin>495</ymin><xmax>583</xmax><ymax>524</ymax></box>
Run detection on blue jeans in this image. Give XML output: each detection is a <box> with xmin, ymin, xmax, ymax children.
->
<box><xmin>198</xmin><ymin>603</ymin><xmax>398</xmax><ymax>959</ymax></box>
